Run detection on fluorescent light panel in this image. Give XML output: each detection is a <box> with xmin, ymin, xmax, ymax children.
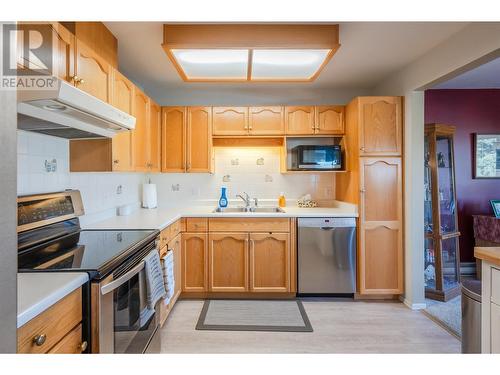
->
<box><xmin>170</xmin><ymin>48</ymin><xmax>331</xmax><ymax>81</ymax></box>
<box><xmin>251</xmin><ymin>49</ymin><xmax>331</xmax><ymax>79</ymax></box>
<box><xmin>171</xmin><ymin>49</ymin><xmax>248</xmax><ymax>79</ymax></box>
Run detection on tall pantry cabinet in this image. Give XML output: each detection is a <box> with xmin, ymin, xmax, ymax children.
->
<box><xmin>336</xmin><ymin>96</ymin><xmax>404</xmax><ymax>296</ymax></box>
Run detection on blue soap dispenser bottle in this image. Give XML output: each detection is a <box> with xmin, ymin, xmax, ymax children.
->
<box><xmin>219</xmin><ymin>187</ymin><xmax>228</xmax><ymax>208</ymax></box>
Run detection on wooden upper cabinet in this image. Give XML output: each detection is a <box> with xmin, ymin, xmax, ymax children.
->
<box><xmin>359</xmin><ymin>157</ymin><xmax>403</xmax><ymax>294</ymax></box>
<box><xmin>182</xmin><ymin>233</ymin><xmax>208</xmax><ymax>292</ymax></box>
<box><xmin>74</xmin><ymin>39</ymin><xmax>112</xmax><ymax>103</ymax></box>
<box><xmin>162</xmin><ymin>107</ymin><xmax>186</xmax><ymax>173</ymax></box>
<box><xmin>359</xmin><ymin>97</ymin><xmax>402</xmax><ymax>156</ymax></box>
<box><xmin>131</xmin><ymin>88</ymin><xmax>150</xmax><ymax>171</ymax></box>
<box><xmin>51</xmin><ymin>23</ymin><xmax>75</xmax><ymax>82</ymax></box>
<box><xmin>110</xmin><ymin>69</ymin><xmax>134</xmax><ymax>171</ymax></box>
<box><xmin>285</xmin><ymin>106</ymin><xmax>315</xmax><ymax>135</ymax></box>
<box><xmin>209</xmin><ymin>233</ymin><xmax>249</xmax><ymax>292</ymax></box>
<box><xmin>248</xmin><ymin>107</ymin><xmax>284</xmax><ymax>135</ymax></box>
<box><xmin>249</xmin><ymin>233</ymin><xmax>290</xmax><ymax>292</ymax></box>
<box><xmin>187</xmin><ymin>107</ymin><xmax>212</xmax><ymax>173</ymax></box>
<box><xmin>315</xmin><ymin>105</ymin><xmax>345</xmax><ymax>135</ymax></box>
<box><xmin>212</xmin><ymin>107</ymin><xmax>248</xmax><ymax>136</ymax></box>
<box><xmin>149</xmin><ymin>100</ymin><xmax>161</xmax><ymax>172</ymax></box>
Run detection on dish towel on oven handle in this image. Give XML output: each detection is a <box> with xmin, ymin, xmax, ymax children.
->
<box><xmin>161</xmin><ymin>250</ymin><xmax>175</xmax><ymax>305</ymax></box>
<box><xmin>144</xmin><ymin>250</ymin><xmax>167</xmax><ymax>310</ymax></box>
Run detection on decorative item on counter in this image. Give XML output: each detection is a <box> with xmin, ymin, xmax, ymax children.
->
<box><xmin>219</xmin><ymin>187</ymin><xmax>228</xmax><ymax>208</ymax></box>
<box><xmin>278</xmin><ymin>192</ymin><xmax>286</xmax><ymax>208</ymax></box>
<box><xmin>142</xmin><ymin>180</ymin><xmax>157</xmax><ymax>209</ymax></box>
<box><xmin>297</xmin><ymin>194</ymin><xmax>318</xmax><ymax>208</ymax></box>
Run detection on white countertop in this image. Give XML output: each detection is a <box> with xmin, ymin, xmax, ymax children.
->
<box><xmin>83</xmin><ymin>201</ymin><xmax>358</xmax><ymax>231</ymax></box>
<box><xmin>17</xmin><ymin>272</ymin><xmax>89</xmax><ymax>328</ymax></box>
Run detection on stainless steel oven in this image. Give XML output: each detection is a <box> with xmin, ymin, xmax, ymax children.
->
<box><xmin>17</xmin><ymin>190</ymin><xmax>161</xmax><ymax>354</ymax></box>
<box><xmin>291</xmin><ymin>145</ymin><xmax>342</xmax><ymax>170</ymax></box>
<box><xmin>93</xmin><ymin>240</ymin><xmax>161</xmax><ymax>354</ymax></box>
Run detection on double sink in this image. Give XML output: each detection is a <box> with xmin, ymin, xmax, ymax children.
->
<box><xmin>212</xmin><ymin>207</ymin><xmax>285</xmax><ymax>213</ymax></box>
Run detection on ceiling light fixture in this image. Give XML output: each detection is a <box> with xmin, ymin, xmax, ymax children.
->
<box><xmin>162</xmin><ymin>24</ymin><xmax>340</xmax><ymax>83</ymax></box>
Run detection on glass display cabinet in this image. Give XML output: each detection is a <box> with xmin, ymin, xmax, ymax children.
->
<box><xmin>424</xmin><ymin>124</ymin><xmax>461</xmax><ymax>301</ymax></box>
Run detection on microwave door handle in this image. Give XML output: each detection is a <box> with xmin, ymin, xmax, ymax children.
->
<box><xmin>100</xmin><ymin>261</ymin><xmax>145</xmax><ymax>295</ymax></box>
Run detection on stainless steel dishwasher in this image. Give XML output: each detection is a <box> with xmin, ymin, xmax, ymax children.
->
<box><xmin>298</xmin><ymin>217</ymin><xmax>356</xmax><ymax>295</ymax></box>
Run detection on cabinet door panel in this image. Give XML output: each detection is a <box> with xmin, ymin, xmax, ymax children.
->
<box><xmin>212</xmin><ymin>107</ymin><xmax>248</xmax><ymax>136</ymax></box>
<box><xmin>248</xmin><ymin>107</ymin><xmax>284</xmax><ymax>135</ymax></box>
<box><xmin>285</xmin><ymin>106</ymin><xmax>315</xmax><ymax>135</ymax></box>
<box><xmin>315</xmin><ymin>105</ymin><xmax>344</xmax><ymax>134</ymax></box>
<box><xmin>360</xmin><ymin>97</ymin><xmax>402</xmax><ymax>156</ymax></box>
<box><xmin>209</xmin><ymin>233</ymin><xmax>248</xmax><ymax>292</ymax></box>
<box><xmin>75</xmin><ymin>39</ymin><xmax>111</xmax><ymax>103</ymax></box>
<box><xmin>111</xmin><ymin>69</ymin><xmax>133</xmax><ymax>171</ymax></box>
<box><xmin>131</xmin><ymin>89</ymin><xmax>150</xmax><ymax>171</ymax></box>
<box><xmin>187</xmin><ymin>107</ymin><xmax>212</xmax><ymax>173</ymax></box>
<box><xmin>249</xmin><ymin>233</ymin><xmax>290</xmax><ymax>292</ymax></box>
<box><xmin>162</xmin><ymin>107</ymin><xmax>186</xmax><ymax>172</ymax></box>
<box><xmin>16</xmin><ymin>22</ymin><xmax>74</xmax><ymax>82</ymax></box>
<box><xmin>182</xmin><ymin>233</ymin><xmax>208</xmax><ymax>292</ymax></box>
<box><xmin>149</xmin><ymin>101</ymin><xmax>161</xmax><ymax>172</ymax></box>
<box><xmin>359</xmin><ymin>157</ymin><xmax>403</xmax><ymax>294</ymax></box>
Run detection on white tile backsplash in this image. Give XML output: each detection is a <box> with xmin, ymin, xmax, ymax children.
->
<box><xmin>151</xmin><ymin>147</ymin><xmax>335</xmax><ymax>207</ymax></box>
<box><xmin>17</xmin><ymin>131</ymin><xmax>145</xmax><ymax>223</ymax></box>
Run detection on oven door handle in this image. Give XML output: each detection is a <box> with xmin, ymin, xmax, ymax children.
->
<box><xmin>100</xmin><ymin>261</ymin><xmax>145</xmax><ymax>295</ymax></box>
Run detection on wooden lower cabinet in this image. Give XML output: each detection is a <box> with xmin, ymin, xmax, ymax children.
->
<box><xmin>209</xmin><ymin>233</ymin><xmax>249</xmax><ymax>292</ymax></box>
<box><xmin>181</xmin><ymin>219</ymin><xmax>294</xmax><ymax>297</ymax></box>
<box><xmin>17</xmin><ymin>288</ymin><xmax>85</xmax><ymax>354</ymax></box>
<box><xmin>249</xmin><ymin>233</ymin><xmax>290</xmax><ymax>292</ymax></box>
<box><xmin>171</xmin><ymin>233</ymin><xmax>182</xmax><ymax>302</ymax></box>
<box><xmin>182</xmin><ymin>233</ymin><xmax>208</xmax><ymax>292</ymax></box>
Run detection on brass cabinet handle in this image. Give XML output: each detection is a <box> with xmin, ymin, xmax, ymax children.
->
<box><xmin>72</xmin><ymin>75</ymin><xmax>84</xmax><ymax>85</ymax></box>
<box><xmin>113</xmin><ymin>159</ymin><xmax>119</xmax><ymax>164</ymax></box>
<box><xmin>79</xmin><ymin>341</ymin><xmax>88</xmax><ymax>352</ymax></box>
<box><xmin>360</xmin><ymin>188</ymin><xmax>366</xmax><ymax>193</ymax></box>
<box><xmin>360</xmin><ymin>147</ymin><xmax>366</xmax><ymax>151</ymax></box>
<box><xmin>33</xmin><ymin>334</ymin><xmax>46</xmax><ymax>346</ymax></box>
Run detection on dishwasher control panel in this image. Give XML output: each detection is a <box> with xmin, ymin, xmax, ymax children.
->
<box><xmin>298</xmin><ymin>217</ymin><xmax>356</xmax><ymax>228</ymax></box>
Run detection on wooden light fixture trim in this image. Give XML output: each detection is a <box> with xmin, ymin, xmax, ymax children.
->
<box><xmin>162</xmin><ymin>24</ymin><xmax>340</xmax><ymax>83</ymax></box>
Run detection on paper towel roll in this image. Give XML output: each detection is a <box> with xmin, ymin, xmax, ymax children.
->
<box><xmin>142</xmin><ymin>183</ymin><xmax>157</xmax><ymax>209</ymax></box>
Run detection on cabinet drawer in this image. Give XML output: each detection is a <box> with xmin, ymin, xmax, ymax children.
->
<box><xmin>18</xmin><ymin>288</ymin><xmax>82</xmax><ymax>354</ymax></box>
<box><xmin>186</xmin><ymin>218</ymin><xmax>208</xmax><ymax>232</ymax></box>
<box><xmin>209</xmin><ymin>218</ymin><xmax>290</xmax><ymax>233</ymax></box>
<box><xmin>170</xmin><ymin>219</ymin><xmax>182</xmax><ymax>238</ymax></box>
<box><xmin>159</xmin><ymin>227</ymin><xmax>170</xmax><ymax>249</ymax></box>
<box><xmin>48</xmin><ymin>324</ymin><xmax>85</xmax><ymax>354</ymax></box>
<box><xmin>491</xmin><ymin>267</ymin><xmax>500</xmax><ymax>305</ymax></box>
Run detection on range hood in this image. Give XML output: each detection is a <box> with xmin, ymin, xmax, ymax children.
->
<box><xmin>17</xmin><ymin>78</ymin><xmax>136</xmax><ymax>139</ymax></box>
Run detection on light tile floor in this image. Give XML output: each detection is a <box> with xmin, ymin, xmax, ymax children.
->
<box><xmin>160</xmin><ymin>300</ymin><xmax>460</xmax><ymax>353</ymax></box>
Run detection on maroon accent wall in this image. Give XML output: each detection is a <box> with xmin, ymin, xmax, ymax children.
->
<box><xmin>425</xmin><ymin>89</ymin><xmax>500</xmax><ymax>262</ymax></box>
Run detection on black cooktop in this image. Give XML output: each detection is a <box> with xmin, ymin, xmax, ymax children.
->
<box><xmin>18</xmin><ymin>226</ymin><xmax>158</xmax><ymax>280</ymax></box>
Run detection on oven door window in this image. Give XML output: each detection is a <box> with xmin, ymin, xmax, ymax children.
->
<box><xmin>113</xmin><ymin>269</ymin><xmax>156</xmax><ymax>354</ymax></box>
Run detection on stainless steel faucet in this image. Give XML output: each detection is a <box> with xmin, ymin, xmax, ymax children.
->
<box><xmin>236</xmin><ymin>192</ymin><xmax>250</xmax><ymax>208</ymax></box>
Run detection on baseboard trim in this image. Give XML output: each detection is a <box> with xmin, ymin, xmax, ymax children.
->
<box><xmin>400</xmin><ymin>295</ymin><xmax>426</xmax><ymax>310</ymax></box>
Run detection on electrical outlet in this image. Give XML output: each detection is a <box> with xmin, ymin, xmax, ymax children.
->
<box><xmin>256</xmin><ymin>157</ymin><xmax>264</xmax><ymax>165</ymax></box>
<box><xmin>116</xmin><ymin>185</ymin><xmax>123</xmax><ymax>195</ymax></box>
<box><xmin>171</xmin><ymin>184</ymin><xmax>180</xmax><ymax>192</ymax></box>
<box><xmin>223</xmin><ymin>175</ymin><xmax>231</xmax><ymax>182</ymax></box>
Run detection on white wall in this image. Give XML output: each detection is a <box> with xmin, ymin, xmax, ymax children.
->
<box><xmin>372</xmin><ymin>22</ymin><xmax>500</xmax><ymax>309</ymax></box>
<box><xmin>150</xmin><ymin>147</ymin><xmax>335</xmax><ymax>207</ymax></box>
<box><xmin>17</xmin><ymin>131</ymin><xmax>145</xmax><ymax>223</ymax></box>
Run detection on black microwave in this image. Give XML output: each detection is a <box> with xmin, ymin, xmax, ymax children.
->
<box><xmin>291</xmin><ymin>145</ymin><xmax>342</xmax><ymax>170</ymax></box>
